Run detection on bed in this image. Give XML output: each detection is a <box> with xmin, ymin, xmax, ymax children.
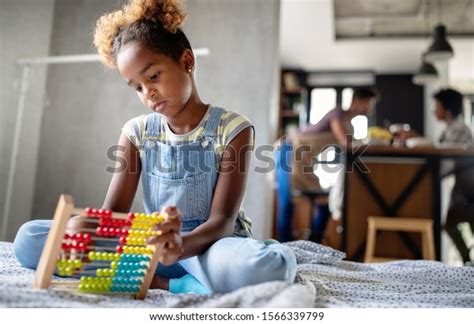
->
<box><xmin>0</xmin><ymin>240</ymin><xmax>473</xmax><ymax>308</ymax></box>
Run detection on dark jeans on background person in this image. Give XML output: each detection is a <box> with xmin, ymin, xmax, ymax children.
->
<box><xmin>275</xmin><ymin>141</ymin><xmax>330</xmax><ymax>243</ymax></box>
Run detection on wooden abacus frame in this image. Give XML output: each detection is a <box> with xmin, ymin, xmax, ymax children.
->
<box><xmin>34</xmin><ymin>194</ymin><xmax>161</xmax><ymax>300</ymax></box>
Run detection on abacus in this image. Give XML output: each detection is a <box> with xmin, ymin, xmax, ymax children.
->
<box><xmin>34</xmin><ymin>194</ymin><xmax>164</xmax><ymax>299</ymax></box>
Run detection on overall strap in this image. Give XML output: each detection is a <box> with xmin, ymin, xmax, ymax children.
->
<box><xmin>144</xmin><ymin>113</ymin><xmax>162</xmax><ymax>137</ymax></box>
<box><xmin>202</xmin><ymin>107</ymin><xmax>225</xmax><ymax>139</ymax></box>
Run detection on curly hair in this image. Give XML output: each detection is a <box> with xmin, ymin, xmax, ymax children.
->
<box><xmin>93</xmin><ymin>0</ymin><xmax>191</xmax><ymax>68</ymax></box>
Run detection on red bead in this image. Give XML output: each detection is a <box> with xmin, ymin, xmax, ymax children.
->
<box><xmin>125</xmin><ymin>221</ymin><xmax>132</xmax><ymax>227</ymax></box>
<box><xmin>61</xmin><ymin>243</ymin><xmax>68</xmax><ymax>249</ymax></box>
<box><xmin>116</xmin><ymin>245</ymin><xmax>123</xmax><ymax>253</ymax></box>
<box><xmin>128</xmin><ymin>213</ymin><xmax>135</xmax><ymax>221</ymax></box>
<box><xmin>78</xmin><ymin>242</ymin><xmax>86</xmax><ymax>251</ymax></box>
<box><xmin>91</xmin><ymin>208</ymin><xmax>98</xmax><ymax>216</ymax></box>
<box><xmin>104</xmin><ymin>210</ymin><xmax>112</xmax><ymax>217</ymax></box>
<box><xmin>63</xmin><ymin>233</ymin><xmax>71</xmax><ymax>240</ymax></box>
<box><xmin>97</xmin><ymin>209</ymin><xmax>104</xmax><ymax>215</ymax></box>
<box><xmin>119</xmin><ymin>236</ymin><xmax>127</xmax><ymax>245</ymax></box>
<box><xmin>96</xmin><ymin>227</ymin><xmax>103</xmax><ymax>236</ymax></box>
<box><xmin>99</xmin><ymin>219</ymin><xmax>107</xmax><ymax>226</ymax></box>
<box><xmin>74</xmin><ymin>233</ymin><xmax>82</xmax><ymax>240</ymax></box>
<box><xmin>102</xmin><ymin>227</ymin><xmax>109</xmax><ymax>236</ymax></box>
<box><xmin>82</xmin><ymin>233</ymin><xmax>91</xmax><ymax>243</ymax></box>
<box><xmin>114</xmin><ymin>228</ymin><xmax>121</xmax><ymax>236</ymax></box>
<box><xmin>121</xmin><ymin>229</ymin><xmax>128</xmax><ymax>236</ymax></box>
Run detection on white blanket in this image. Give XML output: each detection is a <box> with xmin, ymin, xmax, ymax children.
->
<box><xmin>1</xmin><ymin>241</ymin><xmax>473</xmax><ymax>307</ymax></box>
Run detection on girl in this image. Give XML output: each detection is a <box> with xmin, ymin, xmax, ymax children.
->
<box><xmin>13</xmin><ymin>0</ymin><xmax>296</xmax><ymax>294</ymax></box>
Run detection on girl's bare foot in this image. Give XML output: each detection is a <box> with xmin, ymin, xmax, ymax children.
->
<box><xmin>150</xmin><ymin>275</ymin><xmax>170</xmax><ymax>290</ymax></box>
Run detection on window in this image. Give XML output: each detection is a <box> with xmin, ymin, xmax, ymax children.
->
<box><xmin>313</xmin><ymin>146</ymin><xmax>342</xmax><ymax>189</ymax></box>
<box><xmin>308</xmin><ymin>86</ymin><xmax>370</xmax><ymax>140</ymax></box>
<box><xmin>341</xmin><ymin>88</ymin><xmax>353</xmax><ymax>111</ymax></box>
<box><xmin>310</xmin><ymin>88</ymin><xmax>337</xmax><ymax>125</ymax></box>
<box><xmin>351</xmin><ymin>115</ymin><xmax>369</xmax><ymax>140</ymax></box>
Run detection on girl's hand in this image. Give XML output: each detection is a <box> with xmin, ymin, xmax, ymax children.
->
<box><xmin>147</xmin><ymin>206</ymin><xmax>183</xmax><ymax>266</ymax></box>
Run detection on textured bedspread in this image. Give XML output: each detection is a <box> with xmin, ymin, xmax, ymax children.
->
<box><xmin>1</xmin><ymin>241</ymin><xmax>473</xmax><ymax>307</ymax></box>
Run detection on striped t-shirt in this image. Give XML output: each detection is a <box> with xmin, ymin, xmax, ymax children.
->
<box><xmin>121</xmin><ymin>105</ymin><xmax>254</xmax><ymax>158</ymax></box>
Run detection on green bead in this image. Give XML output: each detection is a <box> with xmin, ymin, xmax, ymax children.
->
<box><xmin>73</xmin><ymin>259</ymin><xmax>82</xmax><ymax>268</ymax></box>
<box><xmin>88</xmin><ymin>251</ymin><xmax>96</xmax><ymax>260</ymax></box>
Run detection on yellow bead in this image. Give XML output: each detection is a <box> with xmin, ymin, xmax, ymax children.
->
<box><xmin>114</xmin><ymin>253</ymin><xmax>120</xmax><ymax>261</ymax></box>
<box><xmin>73</xmin><ymin>259</ymin><xmax>82</xmax><ymax>268</ymax></box>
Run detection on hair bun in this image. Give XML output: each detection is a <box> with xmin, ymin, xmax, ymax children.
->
<box><xmin>124</xmin><ymin>0</ymin><xmax>187</xmax><ymax>33</ymax></box>
<box><xmin>94</xmin><ymin>0</ymin><xmax>187</xmax><ymax>68</ymax></box>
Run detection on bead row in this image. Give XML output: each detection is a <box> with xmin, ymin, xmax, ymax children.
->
<box><xmin>114</xmin><ymin>261</ymin><xmax>149</xmax><ymax>270</ymax></box>
<box><xmin>81</xmin><ymin>276</ymin><xmax>143</xmax><ymax>285</ymax></box>
<box><xmin>116</xmin><ymin>245</ymin><xmax>153</xmax><ymax>254</ymax></box>
<box><xmin>98</xmin><ymin>218</ymin><xmax>129</xmax><ymax>228</ymax></box>
<box><xmin>95</xmin><ymin>227</ymin><xmax>128</xmax><ymax>237</ymax></box>
<box><xmin>95</xmin><ymin>268</ymin><xmax>146</xmax><ymax>277</ymax></box>
<box><xmin>130</xmin><ymin>213</ymin><xmax>165</xmax><ymax>222</ymax></box>
<box><xmin>57</xmin><ymin>267</ymin><xmax>76</xmax><ymax>276</ymax></box>
<box><xmin>61</xmin><ymin>241</ymin><xmax>88</xmax><ymax>251</ymax></box>
<box><xmin>56</xmin><ymin>259</ymin><xmax>83</xmax><ymax>268</ymax></box>
<box><xmin>127</xmin><ymin>229</ymin><xmax>161</xmax><ymax>238</ymax></box>
<box><xmin>63</xmin><ymin>233</ymin><xmax>91</xmax><ymax>242</ymax></box>
<box><xmin>120</xmin><ymin>236</ymin><xmax>147</xmax><ymax>246</ymax></box>
<box><xmin>84</xmin><ymin>208</ymin><xmax>113</xmax><ymax>218</ymax></box>
<box><xmin>78</xmin><ymin>283</ymin><xmax>140</xmax><ymax>293</ymax></box>
<box><xmin>88</xmin><ymin>251</ymin><xmax>121</xmax><ymax>261</ymax></box>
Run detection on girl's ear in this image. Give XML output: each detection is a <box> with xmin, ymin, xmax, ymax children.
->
<box><xmin>180</xmin><ymin>49</ymin><xmax>195</xmax><ymax>73</ymax></box>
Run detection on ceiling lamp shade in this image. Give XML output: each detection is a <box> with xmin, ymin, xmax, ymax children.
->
<box><xmin>412</xmin><ymin>55</ymin><xmax>439</xmax><ymax>85</ymax></box>
<box><xmin>424</xmin><ymin>24</ymin><xmax>454</xmax><ymax>63</ymax></box>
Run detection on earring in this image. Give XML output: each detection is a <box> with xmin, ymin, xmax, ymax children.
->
<box><xmin>188</xmin><ymin>68</ymin><xmax>193</xmax><ymax>73</ymax></box>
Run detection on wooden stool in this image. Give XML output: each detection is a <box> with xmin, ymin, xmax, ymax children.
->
<box><xmin>364</xmin><ymin>216</ymin><xmax>435</xmax><ymax>263</ymax></box>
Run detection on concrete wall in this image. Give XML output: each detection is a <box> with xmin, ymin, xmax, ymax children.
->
<box><xmin>25</xmin><ymin>0</ymin><xmax>280</xmax><ymax>240</ymax></box>
<box><xmin>183</xmin><ymin>0</ymin><xmax>281</xmax><ymax>239</ymax></box>
<box><xmin>32</xmin><ymin>0</ymin><xmax>145</xmax><ymax>224</ymax></box>
<box><xmin>0</xmin><ymin>0</ymin><xmax>55</xmax><ymax>242</ymax></box>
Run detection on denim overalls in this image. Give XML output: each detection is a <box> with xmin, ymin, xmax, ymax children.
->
<box><xmin>13</xmin><ymin>106</ymin><xmax>297</xmax><ymax>293</ymax></box>
<box><xmin>142</xmin><ymin>107</ymin><xmax>225</xmax><ymax>232</ymax></box>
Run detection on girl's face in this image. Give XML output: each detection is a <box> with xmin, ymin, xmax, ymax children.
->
<box><xmin>116</xmin><ymin>42</ymin><xmax>194</xmax><ymax>118</ymax></box>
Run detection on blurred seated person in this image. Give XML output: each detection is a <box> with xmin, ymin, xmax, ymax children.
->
<box><xmin>433</xmin><ymin>89</ymin><xmax>473</xmax><ymax>264</ymax></box>
<box><xmin>276</xmin><ymin>88</ymin><xmax>378</xmax><ymax>242</ymax></box>
<box><xmin>300</xmin><ymin>87</ymin><xmax>379</xmax><ymax>147</ymax></box>
<box><xmin>400</xmin><ymin>88</ymin><xmax>474</xmax><ymax>263</ymax></box>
